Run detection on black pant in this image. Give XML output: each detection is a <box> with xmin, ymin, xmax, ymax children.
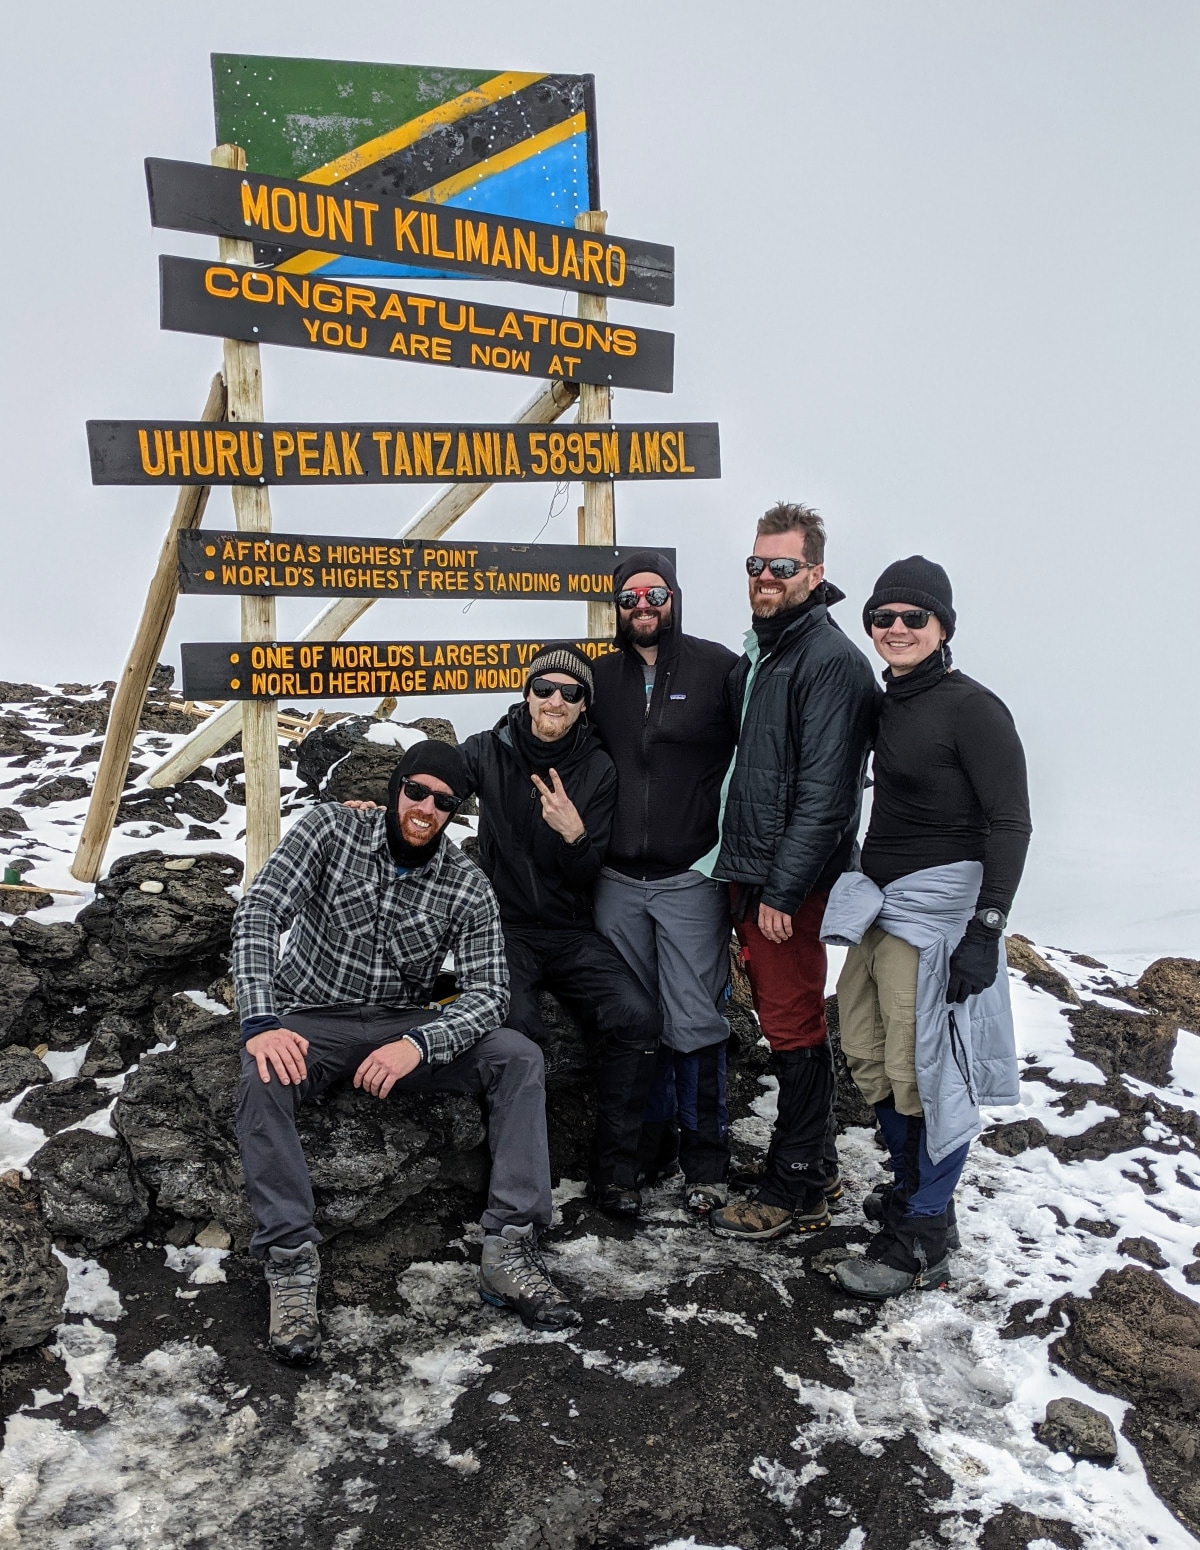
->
<box><xmin>757</xmin><ymin>1041</ymin><xmax>837</xmax><ymax>1207</ymax></box>
<box><xmin>504</xmin><ymin>924</ymin><xmax>661</xmax><ymax>1189</ymax></box>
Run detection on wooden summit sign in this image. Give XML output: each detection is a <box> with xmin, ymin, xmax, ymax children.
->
<box><xmin>88</xmin><ymin>420</ymin><xmax>718</xmax><ymax>485</ymax></box>
<box><xmin>160</xmin><ymin>257</ymin><xmax>674</xmax><ymax>391</ymax></box>
<box><xmin>178</xmin><ymin>535</ymin><xmax>676</xmax><ymax>600</ymax></box>
<box><xmin>183</xmin><ymin>637</ymin><xmax>618</xmax><ymax>700</ymax></box>
<box><xmin>146</xmin><ymin>158</ymin><xmax>674</xmax><ymax>306</ymax></box>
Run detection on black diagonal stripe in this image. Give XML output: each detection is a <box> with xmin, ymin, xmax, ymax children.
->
<box><xmin>255</xmin><ymin>75</ymin><xmax>590</xmax><ymax>268</ymax></box>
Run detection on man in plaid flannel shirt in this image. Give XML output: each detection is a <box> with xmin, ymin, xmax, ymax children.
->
<box><xmin>233</xmin><ymin>739</ymin><xmax>579</xmax><ymax>1363</ymax></box>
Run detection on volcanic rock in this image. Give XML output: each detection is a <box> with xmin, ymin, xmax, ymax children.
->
<box><xmin>1036</xmin><ymin>1397</ymin><xmax>1119</xmax><ymax>1464</ymax></box>
<box><xmin>1005</xmin><ymin>936</ymin><xmax>1080</xmax><ymax>1005</ymax></box>
<box><xmin>0</xmin><ymin>1045</ymin><xmax>52</xmax><ymax>1100</ymax></box>
<box><xmin>14</xmin><ymin>1076</ymin><xmax>110</xmax><ymax>1134</ymax></box>
<box><xmin>0</xmin><ymin>927</ymin><xmax>40</xmax><ymax>1044</ymax></box>
<box><xmin>29</xmin><ymin>1129</ymin><xmax>149</xmax><ymax>1248</ymax></box>
<box><xmin>15</xmin><ymin>774</ymin><xmax>90</xmax><ymax>807</ymax></box>
<box><xmin>0</xmin><ymin>1172</ymin><xmax>67</xmax><ymax>1358</ymax></box>
<box><xmin>0</xmin><ymin>806</ymin><xmax>28</xmax><ymax>833</ymax></box>
<box><xmin>1136</xmin><ymin>957</ymin><xmax>1200</xmax><ymax>1031</ymax></box>
<box><xmin>981</xmin><ymin>1117</ymin><xmax>1050</xmax><ymax>1156</ymax></box>
<box><xmin>0</xmin><ymin>886</ymin><xmax>54</xmax><ymax>915</ymax></box>
<box><xmin>1118</xmin><ymin>1235</ymin><xmax>1168</xmax><ymax>1269</ymax></box>
<box><xmin>1051</xmin><ymin>1265</ymin><xmax>1200</xmax><ymax>1534</ymax></box>
<box><xmin>1066</xmin><ymin>1001</ymin><xmax>1177</xmax><ymax>1086</ymax></box>
<box><xmin>79</xmin><ymin>1019</ymin><xmax>127</xmax><ymax>1077</ymax></box>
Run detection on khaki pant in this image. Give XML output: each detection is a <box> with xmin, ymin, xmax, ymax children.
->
<box><xmin>836</xmin><ymin>925</ymin><xmax>922</xmax><ymax>1116</ymax></box>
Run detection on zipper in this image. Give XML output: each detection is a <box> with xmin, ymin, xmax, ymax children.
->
<box><xmin>947</xmin><ymin>1008</ymin><xmax>976</xmax><ymax>1103</ymax></box>
<box><xmin>637</xmin><ymin>663</ymin><xmax>671</xmax><ymax>859</ymax></box>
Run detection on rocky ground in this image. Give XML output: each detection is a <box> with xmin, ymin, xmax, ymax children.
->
<box><xmin>1</xmin><ymin>676</ymin><xmax>1199</xmax><ymax>1550</ymax></box>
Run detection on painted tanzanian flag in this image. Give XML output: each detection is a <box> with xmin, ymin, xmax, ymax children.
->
<box><xmin>211</xmin><ymin>54</ymin><xmax>599</xmax><ymax>281</ymax></box>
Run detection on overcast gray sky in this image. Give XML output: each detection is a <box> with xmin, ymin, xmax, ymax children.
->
<box><xmin>2</xmin><ymin>2</ymin><xmax>1196</xmax><ymax>958</ymax></box>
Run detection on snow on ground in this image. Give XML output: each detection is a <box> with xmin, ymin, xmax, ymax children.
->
<box><xmin>2</xmin><ymin>682</ymin><xmax>1199</xmax><ymax>1545</ymax></box>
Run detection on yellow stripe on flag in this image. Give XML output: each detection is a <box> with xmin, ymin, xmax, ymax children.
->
<box><xmin>300</xmin><ymin>71</ymin><xmax>545</xmax><ymax>185</ymax></box>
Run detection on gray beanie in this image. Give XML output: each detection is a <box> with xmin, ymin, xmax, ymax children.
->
<box><xmin>523</xmin><ymin>641</ymin><xmax>595</xmax><ymax>704</ymax></box>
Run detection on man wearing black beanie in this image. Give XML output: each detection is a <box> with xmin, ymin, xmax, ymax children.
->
<box><xmin>232</xmin><ymin>738</ymin><xmax>578</xmax><ymax>1361</ymax></box>
<box><xmin>821</xmin><ymin>556</ymin><xmax>1032</xmax><ymax>1299</ymax></box>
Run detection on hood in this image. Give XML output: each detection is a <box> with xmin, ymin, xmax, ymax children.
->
<box><xmin>611</xmin><ymin>547</ymin><xmax>682</xmax><ymax>651</ymax></box>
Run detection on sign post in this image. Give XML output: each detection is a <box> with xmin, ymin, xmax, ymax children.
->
<box><xmin>576</xmin><ymin>210</ymin><xmax>615</xmax><ymax>639</ymax></box>
<box><xmin>212</xmin><ymin>143</ymin><xmax>279</xmax><ymax>882</ymax></box>
<box><xmin>70</xmin><ymin>372</ymin><xmax>227</xmax><ymax>883</ymax></box>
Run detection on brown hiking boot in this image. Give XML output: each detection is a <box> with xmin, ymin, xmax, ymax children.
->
<box><xmin>710</xmin><ymin>1196</ymin><xmax>794</xmax><ymax>1240</ymax></box>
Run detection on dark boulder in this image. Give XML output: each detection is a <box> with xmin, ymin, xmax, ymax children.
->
<box><xmin>0</xmin><ymin>1045</ymin><xmax>52</xmax><ymax>1100</ymax></box>
<box><xmin>0</xmin><ymin>807</ymin><xmax>28</xmax><ymax>834</ymax></box>
<box><xmin>80</xmin><ymin>1019</ymin><xmax>128</xmax><ymax>1077</ymax></box>
<box><xmin>75</xmin><ymin>850</ymin><xmax>241</xmax><ymax>965</ymax></box>
<box><xmin>296</xmin><ymin>714</ymin><xmax>471</xmax><ymax>809</ymax></box>
<box><xmin>1136</xmin><ymin>957</ymin><xmax>1200</xmax><ymax>1032</ymax></box>
<box><xmin>14</xmin><ymin>1077</ymin><xmax>110</xmax><ymax>1134</ymax></box>
<box><xmin>29</xmin><ymin>1130</ymin><xmax>149</xmax><ymax>1248</ymax></box>
<box><xmin>0</xmin><ymin>927</ymin><xmax>40</xmax><ymax>1048</ymax></box>
<box><xmin>0</xmin><ymin>1172</ymin><xmax>67</xmax><ymax>1358</ymax></box>
<box><xmin>1118</xmin><ymin>1235</ymin><xmax>1168</xmax><ymax>1269</ymax></box>
<box><xmin>1066</xmin><ymin>1001</ymin><xmax>1177</xmax><ymax>1087</ymax></box>
<box><xmin>1036</xmin><ymin>1397</ymin><xmax>1118</xmax><ymax>1465</ymax></box>
<box><xmin>1051</xmin><ymin>1265</ymin><xmax>1200</xmax><ymax>1535</ymax></box>
<box><xmin>1005</xmin><ymin>936</ymin><xmax>1080</xmax><ymax>1005</ymax></box>
<box><xmin>981</xmin><ymin>1118</ymin><xmax>1050</xmax><ymax>1156</ymax></box>
<box><xmin>15</xmin><ymin>774</ymin><xmax>91</xmax><ymax>807</ymax></box>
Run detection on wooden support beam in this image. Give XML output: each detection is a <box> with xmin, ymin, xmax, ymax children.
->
<box><xmin>145</xmin><ymin>378</ymin><xmax>580</xmax><ymax>788</ymax></box>
<box><xmin>212</xmin><ymin>143</ymin><xmax>280</xmax><ymax>884</ymax></box>
<box><xmin>70</xmin><ymin>371</ymin><xmax>227</xmax><ymax>883</ymax></box>
<box><xmin>575</xmin><ymin>210</ymin><xmax>615</xmax><ymax>640</ymax></box>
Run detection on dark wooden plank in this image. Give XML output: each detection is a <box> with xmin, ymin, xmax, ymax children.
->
<box><xmin>146</xmin><ymin>158</ymin><xmax>674</xmax><ymax>306</ymax></box>
<box><xmin>182</xmin><ymin>638</ymin><xmax>620</xmax><ymax>700</ymax></box>
<box><xmin>87</xmin><ymin>420</ymin><xmax>718</xmax><ymax>485</ymax></box>
<box><xmin>178</xmin><ymin>536</ymin><xmax>675</xmax><ymax>599</ymax></box>
<box><xmin>159</xmin><ymin>257</ymin><xmax>674</xmax><ymax>392</ymax></box>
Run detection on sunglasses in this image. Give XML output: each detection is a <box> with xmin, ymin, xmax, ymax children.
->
<box><xmin>616</xmin><ymin>585</ymin><xmax>672</xmax><ymax>609</ymax></box>
<box><xmin>529</xmin><ymin>676</ymin><xmax>586</xmax><ymax>704</ymax></box>
<box><xmin>745</xmin><ymin>556</ymin><xmax>816</xmax><ymax>580</ymax></box>
<box><xmin>869</xmin><ymin>609</ymin><xmax>933</xmax><ymax>631</ymax></box>
<box><xmin>400</xmin><ymin>778</ymin><xmax>459</xmax><ymax>813</ymax></box>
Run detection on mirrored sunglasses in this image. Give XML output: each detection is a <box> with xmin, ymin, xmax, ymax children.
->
<box><xmin>745</xmin><ymin>555</ymin><xmax>815</xmax><ymax>579</ymax></box>
<box><xmin>529</xmin><ymin>676</ymin><xmax>586</xmax><ymax>704</ymax></box>
<box><xmin>616</xmin><ymin>585</ymin><xmax>672</xmax><ymax>609</ymax></box>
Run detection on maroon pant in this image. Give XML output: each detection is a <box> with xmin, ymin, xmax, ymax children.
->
<box><xmin>733</xmin><ymin>890</ymin><xmax>830</xmax><ymax>1051</ymax></box>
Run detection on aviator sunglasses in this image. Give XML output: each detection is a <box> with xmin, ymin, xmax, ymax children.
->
<box><xmin>400</xmin><ymin>778</ymin><xmax>460</xmax><ymax>813</ymax></box>
<box><xmin>529</xmin><ymin>676</ymin><xmax>587</xmax><ymax>704</ymax></box>
<box><xmin>869</xmin><ymin>608</ymin><xmax>933</xmax><ymax>631</ymax></box>
<box><xmin>745</xmin><ymin>556</ymin><xmax>817</xmax><ymax>580</ymax></box>
<box><xmin>616</xmin><ymin>585</ymin><xmax>672</xmax><ymax>609</ymax></box>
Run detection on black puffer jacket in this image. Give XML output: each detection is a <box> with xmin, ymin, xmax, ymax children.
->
<box><xmin>714</xmin><ymin>584</ymin><xmax>879</xmax><ymax>913</ymax></box>
<box><xmin>459</xmin><ymin>705</ymin><xmax>616</xmax><ymax>929</ymax></box>
<box><xmin>590</xmin><ymin>549</ymin><xmax>738</xmax><ymax>879</ymax></box>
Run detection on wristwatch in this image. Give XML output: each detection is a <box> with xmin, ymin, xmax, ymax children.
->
<box><xmin>974</xmin><ymin>907</ymin><xmax>1007</xmax><ymax>932</ymax></box>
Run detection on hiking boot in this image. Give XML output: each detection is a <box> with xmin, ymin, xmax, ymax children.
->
<box><xmin>479</xmin><ymin>1224</ymin><xmax>581</xmax><ymax>1331</ymax></box>
<box><xmin>864</xmin><ymin>1185</ymin><xmax>961</xmax><ymax>1251</ymax></box>
<box><xmin>264</xmin><ymin>1242</ymin><xmax>321</xmax><ymax>1365</ymax></box>
<box><xmin>729</xmin><ymin>1160</ymin><xmax>766</xmax><ymax>1192</ymax></box>
<box><xmin>711</xmin><ymin>1195</ymin><xmax>795</xmax><ymax>1240</ymax></box>
<box><xmin>589</xmin><ymin>1180</ymin><xmax>642</xmax><ymax>1218</ymax></box>
<box><xmin>822</xmin><ymin>1170</ymin><xmax>844</xmax><ymax>1205</ymax></box>
<box><xmin>792</xmin><ymin>1184</ymin><xmax>834</xmax><ymax>1233</ymax></box>
<box><xmin>685</xmin><ymin>1181</ymin><xmax>728</xmax><ymax>1216</ymax></box>
<box><xmin>834</xmin><ymin>1210</ymin><xmax>951</xmax><ymax>1301</ymax></box>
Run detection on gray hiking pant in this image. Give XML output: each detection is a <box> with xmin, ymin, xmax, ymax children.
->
<box><xmin>236</xmin><ymin>1005</ymin><xmax>551</xmax><ymax>1258</ymax></box>
<box><xmin>593</xmin><ymin>868</ymin><xmax>731</xmax><ymax>1053</ymax></box>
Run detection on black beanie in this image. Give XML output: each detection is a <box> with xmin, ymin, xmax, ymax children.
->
<box><xmin>384</xmin><ymin>739</ymin><xmax>469</xmax><ymax>867</ymax></box>
<box><xmin>522</xmin><ymin>642</ymin><xmax>595</xmax><ymax>705</ymax></box>
<box><xmin>862</xmin><ymin>556</ymin><xmax>956</xmax><ymax>641</ymax></box>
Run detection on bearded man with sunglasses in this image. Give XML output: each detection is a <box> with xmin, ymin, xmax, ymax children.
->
<box><xmin>233</xmin><ymin>738</ymin><xmax>579</xmax><ymax>1364</ymax></box>
<box><xmin>821</xmin><ymin>557</ymin><xmax>1030</xmax><ymax>1299</ymax></box>
<box><xmin>589</xmin><ymin>550</ymin><xmax>740</xmax><ymax>1215</ymax></box>
<box><xmin>456</xmin><ymin>643</ymin><xmax>664</xmax><ymax>1219</ymax></box>
<box><xmin>705</xmin><ymin>502</ymin><xmax>878</xmax><ymax>1244</ymax></box>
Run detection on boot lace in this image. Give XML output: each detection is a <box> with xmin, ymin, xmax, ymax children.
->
<box><xmin>269</xmin><ymin>1257</ymin><xmax>318</xmax><ymax>1336</ymax></box>
<box><xmin>501</xmin><ymin>1234</ymin><xmax>558</xmax><ymax>1303</ymax></box>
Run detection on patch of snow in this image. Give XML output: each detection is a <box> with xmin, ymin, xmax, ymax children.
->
<box><xmin>0</xmin><ymin>1093</ymin><xmax>45</xmax><ymax>1174</ymax></box>
<box><xmin>163</xmin><ymin>1245</ymin><xmax>228</xmax><ymax>1285</ymax></box>
<box><xmin>54</xmin><ymin>1253</ymin><xmax>123</xmax><ymax>1322</ymax></box>
<box><xmin>183</xmin><ymin>988</ymin><xmax>233</xmax><ymax>1016</ymax></box>
<box><xmin>42</xmin><ymin>1045</ymin><xmax>89</xmax><ymax>1081</ymax></box>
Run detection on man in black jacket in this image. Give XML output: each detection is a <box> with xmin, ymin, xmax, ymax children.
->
<box><xmin>707</xmin><ymin>502</ymin><xmax>878</xmax><ymax>1242</ymax></box>
<box><xmin>590</xmin><ymin>550</ymin><xmax>740</xmax><ymax>1213</ymax></box>
<box><xmin>459</xmin><ymin>643</ymin><xmax>662</xmax><ymax>1217</ymax></box>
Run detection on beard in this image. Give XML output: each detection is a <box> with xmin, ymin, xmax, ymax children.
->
<box><xmin>749</xmin><ymin>579</ymin><xmax>811</xmax><ymax>618</ymax></box>
<box><xmin>617</xmin><ymin>612</ymin><xmax>666</xmax><ymax>648</ymax></box>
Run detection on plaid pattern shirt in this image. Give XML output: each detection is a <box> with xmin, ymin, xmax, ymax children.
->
<box><xmin>231</xmin><ymin>806</ymin><xmax>509</xmax><ymax>1065</ymax></box>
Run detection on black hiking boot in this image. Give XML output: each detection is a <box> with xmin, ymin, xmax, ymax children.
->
<box><xmin>589</xmin><ymin>1179</ymin><xmax>642</xmax><ymax>1218</ymax></box>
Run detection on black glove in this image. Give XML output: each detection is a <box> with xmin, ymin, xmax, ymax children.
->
<box><xmin>946</xmin><ymin>917</ymin><xmax>1002</xmax><ymax>1004</ymax></box>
